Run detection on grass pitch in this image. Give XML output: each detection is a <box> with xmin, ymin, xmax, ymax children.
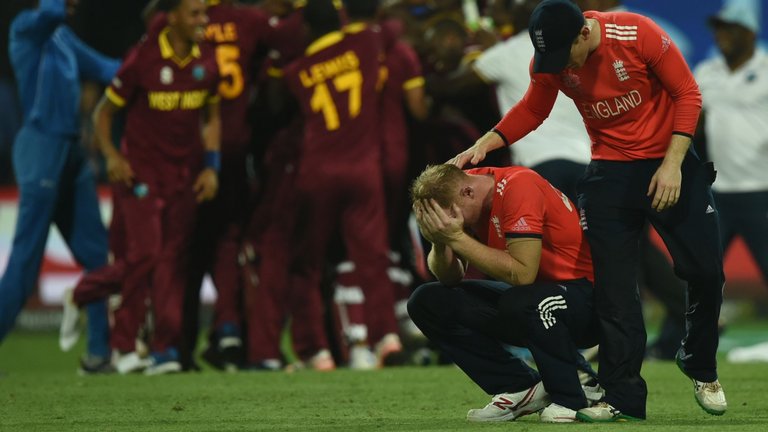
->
<box><xmin>1</xmin><ymin>332</ymin><xmax>768</xmax><ymax>431</ymax></box>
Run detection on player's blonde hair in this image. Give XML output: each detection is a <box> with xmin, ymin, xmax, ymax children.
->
<box><xmin>410</xmin><ymin>164</ymin><xmax>468</xmax><ymax>208</ymax></box>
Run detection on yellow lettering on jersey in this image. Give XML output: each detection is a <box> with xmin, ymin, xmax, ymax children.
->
<box><xmin>180</xmin><ymin>90</ymin><xmax>209</xmax><ymax>109</ymax></box>
<box><xmin>148</xmin><ymin>91</ymin><xmax>181</xmax><ymax>110</ymax></box>
<box><xmin>148</xmin><ymin>90</ymin><xmax>209</xmax><ymax>111</ymax></box>
<box><xmin>205</xmin><ymin>22</ymin><xmax>238</xmax><ymax>43</ymax></box>
<box><xmin>300</xmin><ymin>51</ymin><xmax>360</xmax><ymax>88</ymax></box>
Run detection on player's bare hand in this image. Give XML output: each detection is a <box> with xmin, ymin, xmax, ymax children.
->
<box><xmin>447</xmin><ymin>131</ymin><xmax>505</xmax><ymax>168</ymax></box>
<box><xmin>194</xmin><ymin>168</ymin><xmax>218</xmax><ymax>202</ymax></box>
<box><xmin>414</xmin><ymin>199</ymin><xmax>465</xmax><ymax>245</ymax></box>
<box><xmin>647</xmin><ymin>162</ymin><xmax>681</xmax><ymax>212</ymax></box>
<box><xmin>105</xmin><ymin>153</ymin><xmax>134</xmax><ymax>186</ymax></box>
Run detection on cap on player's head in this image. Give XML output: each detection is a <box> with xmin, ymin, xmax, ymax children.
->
<box><xmin>303</xmin><ymin>0</ymin><xmax>341</xmax><ymax>36</ymax></box>
<box><xmin>708</xmin><ymin>0</ymin><xmax>761</xmax><ymax>34</ymax></box>
<box><xmin>343</xmin><ymin>0</ymin><xmax>379</xmax><ymax>20</ymax></box>
<box><xmin>528</xmin><ymin>0</ymin><xmax>585</xmax><ymax>73</ymax></box>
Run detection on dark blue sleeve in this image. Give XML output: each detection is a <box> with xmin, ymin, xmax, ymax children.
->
<box><xmin>10</xmin><ymin>0</ymin><xmax>67</xmax><ymax>42</ymax></box>
<box><xmin>57</xmin><ymin>26</ymin><xmax>121</xmax><ymax>84</ymax></box>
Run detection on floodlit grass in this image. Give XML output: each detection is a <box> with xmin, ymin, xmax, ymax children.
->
<box><xmin>1</xmin><ymin>331</ymin><xmax>768</xmax><ymax>431</ymax></box>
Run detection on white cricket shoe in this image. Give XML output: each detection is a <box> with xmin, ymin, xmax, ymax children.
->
<box><xmin>576</xmin><ymin>401</ymin><xmax>642</xmax><ymax>422</ymax></box>
<box><xmin>690</xmin><ymin>379</ymin><xmax>727</xmax><ymax>415</ymax></box>
<box><xmin>540</xmin><ymin>403</ymin><xmax>577</xmax><ymax>423</ymax></box>
<box><xmin>677</xmin><ymin>355</ymin><xmax>727</xmax><ymax>415</ymax></box>
<box><xmin>349</xmin><ymin>345</ymin><xmax>377</xmax><ymax>370</ymax></box>
<box><xmin>59</xmin><ymin>288</ymin><xmax>81</xmax><ymax>352</ymax></box>
<box><xmin>114</xmin><ymin>351</ymin><xmax>152</xmax><ymax>374</ymax></box>
<box><xmin>583</xmin><ymin>383</ymin><xmax>605</xmax><ymax>406</ymax></box>
<box><xmin>466</xmin><ymin>381</ymin><xmax>550</xmax><ymax>422</ymax></box>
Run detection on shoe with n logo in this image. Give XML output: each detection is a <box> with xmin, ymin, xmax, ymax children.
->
<box><xmin>466</xmin><ymin>381</ymin><xmax>550</xmax><ymax>422</ymax></box>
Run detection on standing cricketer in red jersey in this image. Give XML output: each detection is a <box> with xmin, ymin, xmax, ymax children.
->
<box><xmin>281</xmin><ymin>0</ymin><xmax>398</xmax><ymax>368</ymax></box>
<box><xmin>408</xmin><ymin>164</ymin><xmax>598</xmax><ymax>423</ymax></box>
<box><xmin>92</xmin><ymin>0</ymin><xmax>221</xmax><ymax>375</ymax></box>
<box><xmin>450</xmin><ymin>0</ymin><xmax>726</xmax><ymax>421</ymax></box>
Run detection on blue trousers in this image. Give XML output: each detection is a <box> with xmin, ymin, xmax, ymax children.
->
<box><xmin>0</xmin><ymin>126</ymin><xmax>109</xmax><ymax>357</ymax></box>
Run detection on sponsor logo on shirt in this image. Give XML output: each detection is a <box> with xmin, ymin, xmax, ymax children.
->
<box><xmin>511</xmin><ymin>217</ymin><xmax>530</xmax><ymax>232</ymax></box>
<box><xmin>706</xmin><ymin>205</ymin><xmax>715</xmax><ymax>214</ymax></box>
<box><xmin>581</xmin><ymin>89</ymin><xmax>643</xmax><ymax>120</ymax></box>
<box><xmin>491</xmin><ymin>215</ymin><xmax>503</xmax><ymax>239</ymax></box>
<box><xmin>604</xmin><ymin>23</ymin><xmax>637</xmax><ymax>41</ymax></box>
<box><xmin>613</xmin><ymin>59</ymin><xmax>630</xmax><ymax>82</ymax></box>
<box><xmin>160</xmin><ymin>66</ymin><xmax>174</xmax><ymax>85</ymax></box>
<box><xmin>148</xmin><ymin>90</ymin><xmax>209</xmax><ymax>111</ymax></box>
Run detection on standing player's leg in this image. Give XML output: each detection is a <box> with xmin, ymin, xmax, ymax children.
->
<box><xmin>577</xmin><ymin>161</ymin><xmax>648</xmax><ymax>420</ymax></box>
<box><xmin>0</xmin><ymin>129</ymin><xmax>68</xmax><ymax>341</ymax></box>
<box><xmin>53</xmin><ymin>141</ymin><xmax>111</xmax><ymax>369</ymax></box>
<box><xmin>648</xmin><ymin>154</ymin><xmax>726</xmax><ymax>415</ymax></box>
<box><xmin>341</xmin><ymin>167</ymin><xmax>400</xmax><ymax>367</ymax></box>
<box><xmin>716</xmin><ymin>191</ymin><xmax>768</xmax><ymax>284</ymax></box>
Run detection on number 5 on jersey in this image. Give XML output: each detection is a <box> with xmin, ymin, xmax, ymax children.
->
<box><xmin>310</xmin><ymin>70</ymin><xmax>362</xmax><ymax>131</ymax></box>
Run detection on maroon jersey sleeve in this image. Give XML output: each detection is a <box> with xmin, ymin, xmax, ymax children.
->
<box><xmin>389</xmin><ymin>40</ymin><xmax>424</xmax><ymax>92</ymax></box>
<box><xmin>106</xmin><ymin>44</ymin><xmax>143</xmax><ymax>108</ymax></box>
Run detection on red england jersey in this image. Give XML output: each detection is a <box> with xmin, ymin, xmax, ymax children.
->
<box><xmin>106</xmin><ymin>28</ymin><xmax>219</xmax><ymax>167</ymax></box>
<box><xmin>283</xmin><ymin>28</ymin><xmax>383</xmax><ymax>164</ymax></box>
<box><xmin>204</xmin><ymin>1</ymin><xmax>272</xmax><ymax>148</ymax></box>
<box><xmin>495</xmin><ymin>11</ymin><xmax>701</xmax><ymax>161</ymax></box>
<box><xmin>466</xmin><ymin>166</ymin><xmax>594</xmax><ymax>283</ymax></box>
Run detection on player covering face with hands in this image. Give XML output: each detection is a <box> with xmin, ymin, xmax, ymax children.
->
<box><xmin>447</xmin><ymin>0</ymin><xmax>727</xmax><ymax>422</ymax></box>
<box><xmin>409</xmin><ymin>164</ymin><xmax>601</xmax><ymax>423</ymax></box>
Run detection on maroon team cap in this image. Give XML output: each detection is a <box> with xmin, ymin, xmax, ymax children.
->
<box><xmin>528</xmin><ymin>0</ymin><xmax>585</xmax><ymax>74</ymax></box>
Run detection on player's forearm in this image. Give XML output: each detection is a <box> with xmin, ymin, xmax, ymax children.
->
<box><xmin>662</xmin><ymin>134</ymin><xmax>691</xmax><ymax>168</ymax></box>
<box><xmin>447</xmin><ymin>233</ymin><xmax>523</xmax><ymax>286</ymax></box>
<box><xmin>202</xmin><ymin>105</ymin><xmax>221</xmax><ymax>152</ymax></box>
<box><xmin>92</xmin><ymin>97</ymin><xmax>118</xmax><ymax>159</ymax></box>
<box><xmin>427</xmin><ymin>243</ymin><xmax>465</xmax><ymax>286</ymax></box>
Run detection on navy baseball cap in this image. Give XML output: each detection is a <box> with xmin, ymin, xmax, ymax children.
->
<box><xmin>529</xmin><ymin>0</ymin><xmax>585</xmax><ymax>73</ymax></box>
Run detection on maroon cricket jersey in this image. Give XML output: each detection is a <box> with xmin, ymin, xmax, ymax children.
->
<box><xmin>205</xmin><ymin>1</ymin><xmax>272</xmax><ymax>148</ymax></box>
<box><xmin>377</xmin><ymin>22</ymin><xmax>423</xmax><ymax>152</ymax></box>
<box><xmin>106</xmin><ymin>28</ymin><xmax>220</xmax><ymax>168</ymax></box>
<box><xmin>283</xmin><ymin>28</ymin><xmax>383</xmax><ymax>164</ymax></box>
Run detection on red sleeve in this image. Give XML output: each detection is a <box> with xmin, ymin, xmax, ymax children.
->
<box><xmin>106</xmin><ymin>45</ymin><xmax>142</xmax><ymax>108</ymax></box>
<box><xmin>501</xmin><ymin>172</ymin><xmax>545</xmax><ymax>238</ymax></box>
<box><xmin>637</xmin><ymin>16</ymin><xmax>701</xmax><ymax>137</ymax></box>
<box><xmin>493</xmin><ymin>61</ymin><xmax>559</xmax><ymax>146</ymax></box>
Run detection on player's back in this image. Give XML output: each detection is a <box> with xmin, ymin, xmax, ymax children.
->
<box><xmin>284</xmin><ymin>28</ymin><xmax>383</xmax><ymax>164</ymax></box>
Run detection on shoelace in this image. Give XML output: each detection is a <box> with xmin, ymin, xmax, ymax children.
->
<box><xmin>699</xmin><ymin>381</ymin><xmax>722</xmax><ymax>392</ymax></box>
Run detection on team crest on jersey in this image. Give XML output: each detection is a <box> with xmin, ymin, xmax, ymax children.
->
<box><xmin>160</xmin><ymin>66</ymin><xmax>173</xmax><ymax>85</ymax></box>
<box><xmin>613</xmin><ymin>60</ymin><xmax>629</xmax><ymax>82</ymax></box>
<box><xmin>193</xmin><ymin>65</ymin><xmax>205</xmax><ymax>81</ymax></box>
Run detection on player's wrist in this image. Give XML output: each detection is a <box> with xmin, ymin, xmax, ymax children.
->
<box><xmin>204</xmin><ymin>150</ymin><xmax>221</xmax><ymax>173</ymax></box>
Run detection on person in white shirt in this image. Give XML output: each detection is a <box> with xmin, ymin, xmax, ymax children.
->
<box><xmin>694</xmin><ymin>0</ymin><xmax>768</xmax><ymax>286</ymax></box>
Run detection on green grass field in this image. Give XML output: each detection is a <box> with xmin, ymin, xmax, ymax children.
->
<box><xmin>1</xmin><ymin>330</ymin><xmax>768</xmax><ymax>431</ymax></box>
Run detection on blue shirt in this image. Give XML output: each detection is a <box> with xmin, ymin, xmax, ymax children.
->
<box><xmin>9</xmin><ymin>0</ymin><xmax>120</xmax><ymax>136</ymax></box>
